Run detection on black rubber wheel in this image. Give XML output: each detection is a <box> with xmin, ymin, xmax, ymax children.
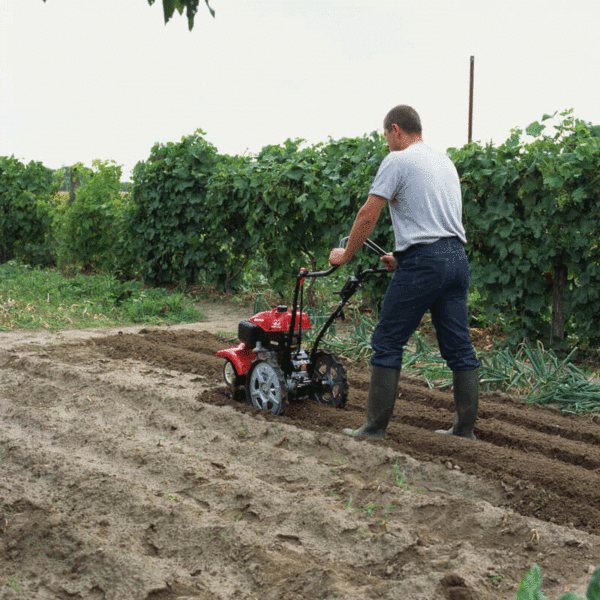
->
<box><xmin>310</xmin><ymin>351</ymin><xmax>348</xmax><ymax>408</ymax></box>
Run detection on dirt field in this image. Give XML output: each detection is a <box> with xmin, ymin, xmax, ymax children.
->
<box><xmin>1</xmin><ymin>301</ymin><xmax>599</xmax><ymax>599</ymax></box>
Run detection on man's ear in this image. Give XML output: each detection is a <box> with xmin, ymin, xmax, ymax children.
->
<box><xmin>391</xmin><ymin>123</ymin><xmax>403</xmax><ymax>136</ymax></box>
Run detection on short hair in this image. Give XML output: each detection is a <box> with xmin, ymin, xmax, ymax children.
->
<box><xmin>383</xmin><ymin>105</ymin><xmax>422</xmax><ymax>135</ymax></box>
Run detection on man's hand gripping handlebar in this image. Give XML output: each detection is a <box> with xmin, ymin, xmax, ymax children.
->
<box><xmin>330</xmin><ymin>237</ymin><xmax>396</xmax><ymax>272</ymax></box>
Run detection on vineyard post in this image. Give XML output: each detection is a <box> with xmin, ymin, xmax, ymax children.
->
<box><xmin>550</xmin><ymin>266</ymin><xmax>567</xmax><ymax>346</ymax></box>
<box><xmin>468</xmin><ymin>55</ymin><xmax>474</xmax><ymax>143</ymax></box>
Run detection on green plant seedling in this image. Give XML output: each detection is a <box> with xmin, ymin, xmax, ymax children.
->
<box><xmin>345</xmin><ymin>494</ymin><xmax>353</xmax><ymax>511</ymax></box>
<box><xmin>389</xmin><ymin>455</ymin><xmax>426</xmax><ymax>494</ymax></box>
<box><xmin>514</xmin><ymin>564</ymin><xmax>600</xmax><ymax>600</ymax></box>
<box><xmin>5</xmin><ymin>577</ymin><xmax>22</xmax><ymax>592</ymax></box>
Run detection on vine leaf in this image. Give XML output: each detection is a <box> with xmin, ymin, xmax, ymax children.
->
<box><xmin>525</xmin><ymin>121</ymin><xmax>546</xmax><ymax>137</ymax></box>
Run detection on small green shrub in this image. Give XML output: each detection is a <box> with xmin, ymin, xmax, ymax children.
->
<box><xmin>127</xmin><ymin>130</ymin><xmax>218</xmax><ymax>286</ymax></box>
<box><xmin>0</xmin><ymin>261</ymin><xmax>199</xmax><ymax>330</ymax></box>
<box><xmin>0</xmin><ymin>155</ymin><xmax>61</xmax><ymax>265</ymax></box>
<box><xmin>54</xmin><ymin>160</ymin><xmax>130</xmax><ymax>273</ymax></box>
<box><xmin>515</xmin><ymin>564</ymin><xmax>600</xmax><ymax>600</ymax></box>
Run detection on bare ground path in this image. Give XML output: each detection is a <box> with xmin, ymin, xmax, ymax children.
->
<box><xmin>1</xmin><ymin>301</ymin><xmax>598</xmax><ymax>599</ymax></box>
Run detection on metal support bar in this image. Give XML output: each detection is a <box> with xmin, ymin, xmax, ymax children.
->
<box><xmin>468</xmin><ymin>55</ymin><xmax>474</xmax><ymax>143</ymax></box>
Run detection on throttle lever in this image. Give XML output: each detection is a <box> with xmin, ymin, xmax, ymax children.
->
<box><xmin>363</xmin><ymin>239</ymin><xmax>387</xmax><ymax>257</ymax></box>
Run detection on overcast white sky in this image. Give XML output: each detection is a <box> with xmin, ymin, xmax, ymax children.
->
<box><xmin>1</xmin><ymin>0</ymin><xmax>599</xmax><ymax>180</ymax></box>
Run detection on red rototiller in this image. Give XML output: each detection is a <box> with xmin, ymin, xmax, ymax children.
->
<box><xmin>216</xmin><ymin>238</ymin><xmax>389</xmax><ymax>415</ymax></box>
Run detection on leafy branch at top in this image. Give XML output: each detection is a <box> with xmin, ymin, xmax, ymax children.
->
<box><xmin>147</xmin><ymin>0</ymin><xmax>215</xmax><ymax>29</ymax></box>
<box><xmin>41</xmin><ymin>0</ymin><xmax>215</xmax><ymax>30</ymax></box>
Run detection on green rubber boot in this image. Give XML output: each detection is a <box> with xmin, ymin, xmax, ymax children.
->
<box><xmin>436</xmin><ymin>369</ymin><xmax>479</xmax><ymax>439</ymax></box>
<box><xmin>343</xmin><ymin>365</ymin><xmax>400</xmax><ymax>439</ymax></box>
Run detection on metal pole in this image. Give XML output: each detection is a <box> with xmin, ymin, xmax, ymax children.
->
<box><xmin>468</xmin><ymin>55</ymin><xmax>474</xmax><ymax>143</ymax></box>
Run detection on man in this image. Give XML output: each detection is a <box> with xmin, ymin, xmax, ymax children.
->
<box><xmin>329</xmin><ymin>105</ymin><xmax>480</xmax><ymax>440</ymax></box>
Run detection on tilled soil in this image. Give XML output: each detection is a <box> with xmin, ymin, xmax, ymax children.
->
<box><xmin>1</xmin><ymin>310</ymin><xmax>599</xmax><ymax>599</ymax></box>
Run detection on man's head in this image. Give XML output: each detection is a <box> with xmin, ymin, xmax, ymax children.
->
<box><xmin>383</xmin><ymin>105</ymin><xmax>423</xmax><ymax>151</ymax></box>
<box><xmin>383</xmin><ymin>105</ymin><xmax>422</xmax><ymax>134</ymax></box>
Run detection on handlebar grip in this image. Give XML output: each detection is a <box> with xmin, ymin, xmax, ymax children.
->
<box><xmin>300</xmin><ymin>265</ymin><xmax>339</xmax><ymax>279</ymax></box>
<box><xmin>301</xmin><ymin>238</ymin><xmax>389</xmax><ymax>279</ymax></box>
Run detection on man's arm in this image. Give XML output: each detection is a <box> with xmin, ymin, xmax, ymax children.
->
<box><xmin>329</xmin><ymin>194</ymin><xmax>388</xmax><ymax>266</ymax></box>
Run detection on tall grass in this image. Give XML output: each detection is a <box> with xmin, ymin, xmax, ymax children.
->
<box><xmin>0</xmin><ymin>261</ymin><xmax>200</xmax><ymax>331</ymax></box>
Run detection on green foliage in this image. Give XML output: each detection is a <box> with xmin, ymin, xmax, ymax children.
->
<box><xmin>130</xmin><ymin>131</ymin><xmax>389</xmax><ymax>297</ymax></box>
<box><xmin>0</xmin><ymin>155</ymin><xmax>61</xmax><ymax>265</ymax></box>
<box><xmin>201</xmin><ymin>152</ymin><xmax>264</xmax><ymax>293</ymax></box>
<box><xmin>479</xmin><ymin>338</ymin><xmax>600</xmax><ymax>413</ymax></box>
<box><xmin>0</xmin><ymin>260</ymin><xmax>199</xmax><ymax>330</ymax></box>
<box><xmin>147</xmin><ymin>0</ymin><xmax>215</xmax><ymax>29</ymax></box>
<box><xmin>53</xmin><ymin>160</ymin><xmax>130</xmax><ymax>273</ymax></box>
<box><xmin>214</xmin><ymin>133</ymin><xmax>389</xmax><ymax>297</ymax></box>
<box><xmin>7</xmin><ymin>108</ymin><xmax>600</xmax><ymax>352</ymax></box>
<box><xmin>450</xmin><ymin>109</ymin><xmax>600</xmax><ymax>346</ymax></box>
<box><xmin>42</xmin><ymin>0</ymin><xmax>214</xmax><ymax>31</ymax></box>
<box><xmin>128</xmin><ymin>131</ymin><xmax>219</xmax><ymax>286</ymax></box>
<box><xmin>515</xmin><ymin>564</ymin><xmax>600</xmax><ymax>600</ymax></box>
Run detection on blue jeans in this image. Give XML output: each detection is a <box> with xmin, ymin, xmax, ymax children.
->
<box><xmin>371</xmin><ymin>237</ymin><xmax>480</xmax><ymax>372</ymax></box>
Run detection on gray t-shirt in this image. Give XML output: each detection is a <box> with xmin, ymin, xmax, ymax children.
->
<box><xmin>369</xmin><ymin>142</ymin><xmax>467</xmax><ymax>252</ymax></box>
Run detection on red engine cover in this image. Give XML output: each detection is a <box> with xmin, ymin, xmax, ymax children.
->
<box><xmin>249</xmin><ymin>307</ymin><xmax>311</xmax><ymax>332</ymax></box>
